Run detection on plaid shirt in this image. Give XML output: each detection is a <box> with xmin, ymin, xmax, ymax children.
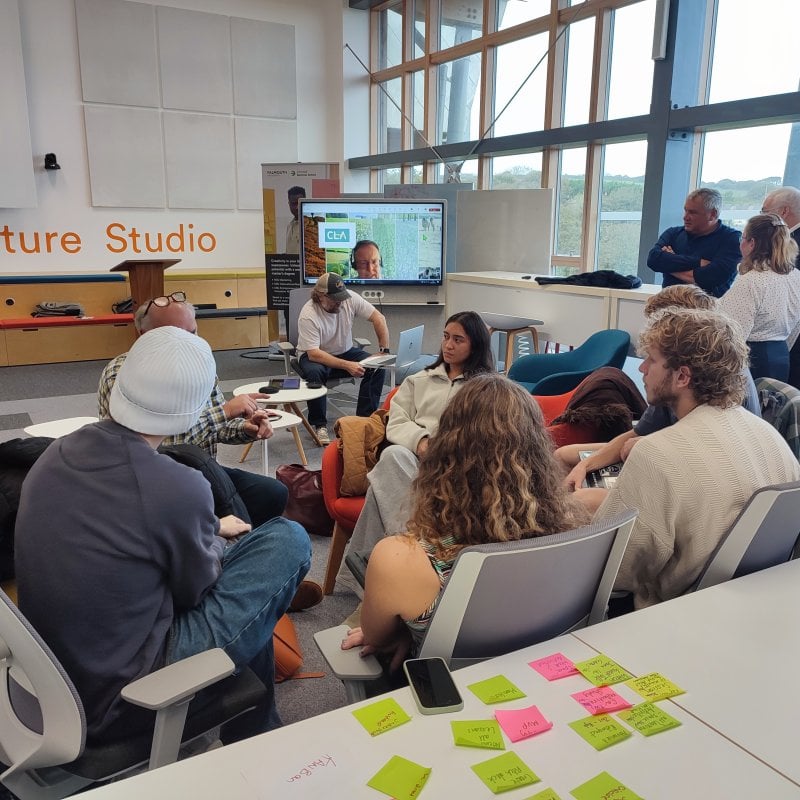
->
<box><xmin>756</xmin><ymin>377</ymin><xmax>800</xmax><ymax>461</ymax></box>
<box><xmin>97</xmin><ymin>353</ymin><xmax>251</xmax><ymax>457</ymax></box>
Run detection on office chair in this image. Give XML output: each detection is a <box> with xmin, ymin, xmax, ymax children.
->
<box><xmin>0</xmin><ymin>588</ymin><xmax>268</xmax><ymax>800</ymax></box>
<box><xmin>691</xmin><ymin>480</ymin><xmax>800</xmax><ymax>591</ymax></box>
<box><xmin>507</xmin><ymin>329</ymin><xmax>630</xmax><ymax>396</ymax></box>
<box><xmin>314</xmin><ymin>509</ymin><xmax>638</xmax><ymax>702</ymax></box>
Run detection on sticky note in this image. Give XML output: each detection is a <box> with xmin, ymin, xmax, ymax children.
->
<box><xmin>570</xmin><ymin>686</ymin><xmax>632</xmax><ymax>715</ymax></box>
<box><xmin>526</xmin><ymin>790</ymin><xmax>563</xmax><ymax>800</ymax></box>
<box><xmin>568</xmin><ymin>714</ymin><xmax>632</xmax><ymax>750</ymax></box>
<box><xmin>467</xmin><ymin>675</ymin><xmax>527</xmax><ymax>704</ymax></box>
<box><xmin>618</xmin><ymin>702</ymin><xmax>682</xmax><ymax>736</ymax></box>
<box><xmin>571</xmin><ymin>771</ymin><xmax>644</xmax><ymax>800</ymax></box>
<box><xmin>352</xmin><ymin>698</ymin><xmax>411</xmax><ymax>736</ymax></box>
<box><xmin>574</xmin><ymin>654</ymin><xmax>633</xmax><ymax>686</ymax></box>
<box><xmin>471</xmin><ymin>751</ymin><xmax>540</xmax><ymax>794</ymax></box>
<box><xmin>626</xmin><ymin>672</ymin><xmax>685</xmax><ymax>702</ymax></box>
<box><xmin>367</xmin><ymin>755</ymin><xmax>431</xmax><ymax>800</ymax></box>
<box><xmin>529</xmin><ymin>652</ymin><xmax>579</xmax><ymax>680</ymax></box>
<box><xmin>494</xmin><ymin>705</ymin><xmax>554</xmax><ymax>742</ymax></box>
<box><xmin>451</xmin><ymin>720</ymin><xmax>506</xmax><ymax>750</ymax></box>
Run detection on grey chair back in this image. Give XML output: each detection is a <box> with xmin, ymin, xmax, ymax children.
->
<box><xmin>693</xmin><ymin>481</ymin><xmax>800</xmax><ymax>591</ymax></box>
<box><xmin>418</xmin><ymin>509</ymin><xmax>638</xmax><ymax>669</ymax></box>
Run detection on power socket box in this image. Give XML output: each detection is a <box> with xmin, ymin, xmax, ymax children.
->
<box><xmin>361</xmin><ymin>289</ymin><xmax>385</xmax><ymax>300</ymax></box>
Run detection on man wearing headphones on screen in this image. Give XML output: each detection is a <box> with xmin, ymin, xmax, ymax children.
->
<box><xmin>296</xmin><ymin>273</ymin><xmax>390</xmax><ymax>445</ymax></box>
<box><xmin>351</xmin><ymin>240</ymin><xmax>382</xmax><ymax>279</ymax></box>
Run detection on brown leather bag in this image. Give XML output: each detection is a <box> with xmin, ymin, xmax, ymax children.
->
<box><xmin>273</xmin><ymin>613</ymin><xmax>323</xmax><ymax>682</ymax></box>
<box><xmin>275</xmin><ymin>463</ymin><xmax>334</xmax><ymax>537</ymax></box>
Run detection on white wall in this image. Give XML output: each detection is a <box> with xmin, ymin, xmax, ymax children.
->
<box><xmin>2</xmin><ymin>0</ymin><xmax>361</xmax><ymax>273</ymax></box>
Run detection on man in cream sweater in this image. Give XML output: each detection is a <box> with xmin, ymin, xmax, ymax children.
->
<box><xmin>595</xmin><ymin>308</ymin><xmax>800</xmax><ymax>609</ymax></box>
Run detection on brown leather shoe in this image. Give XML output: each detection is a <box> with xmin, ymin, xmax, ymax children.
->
<box><xmin>289</xmin><ymin>580</ymin><xmax>323</xmax><ymax>612</ymax></box>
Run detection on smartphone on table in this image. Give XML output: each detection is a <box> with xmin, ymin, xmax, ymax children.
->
<box><xmin>403</xmin><ymin>657</ymin><xmax>464</xmax><ymax>715</ymax></box>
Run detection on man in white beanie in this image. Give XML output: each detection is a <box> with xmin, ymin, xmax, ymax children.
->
<box><xmin>297</xmin><ymin>272</ymin><xmax>390</xmax><ymax>444</ymax></box>
<box><xmin>15</xmin><ymin>326</ymin><xmax>311</xmax><ymax>741</ymax></box>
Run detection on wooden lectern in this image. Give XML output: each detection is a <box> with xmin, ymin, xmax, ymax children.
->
<box><xmin>110</xmin><ymin>259</ymin><xmax>181</xmax><ymax>311</ymax></box>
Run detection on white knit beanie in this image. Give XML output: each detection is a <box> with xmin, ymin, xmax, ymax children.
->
<box><xmin>109</xmin><ymin>326</ymin><xmax>216</xmax><ymax>435</ymax></box>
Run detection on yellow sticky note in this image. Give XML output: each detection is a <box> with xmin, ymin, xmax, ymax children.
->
<box><xmin>467</xmin><ymin>675</ymin><xmax>527</xmax><ymax>704</ymax></box>
<box><xmin>574</xmin><ymin>654</ymin><xmax>633</xmax><ymax>686</ymax></box>
<box><xmin>367</xmin><ymin>755</ymin><xmax>431</xmax><ymax>799</ymax></box>
<box><xmin>571</xmin><ymin>771</ymin><xmax>643</xmax><ymax>800</ymax></box>
<box><xmin>451</xmin><ymin>720</ymin><xmax>506</xmax><ymax>750</ymax></box>
<box><xmin>618</xmin><ymin>702</ymin><xmax>682</xmax><ymax>736</ymax></box>
<box><xmin>471</xmin><ymin>751</ymin><xmax>540</xmax><ymax>794</ymax></box>
<box><xmin>352</xmin><ymin>697</ymin><xmax>411</xmax><ymax>736</ymax></box>
<box><xmin>526</xmin><ymin>789</ymin><xmax>563</xmax><ymax>800</ymax></box>
<box><xmin>626</xmin><ymin>672</ymin><xmax>685</xmax><ymax>702</ymax></box>
<box><xmin>568</xmin><ymin>714</ymin><xmax>632</xmax><ymax>750</ymax></box>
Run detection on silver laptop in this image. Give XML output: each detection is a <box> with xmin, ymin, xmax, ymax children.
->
<box><xmin>361</xmin><ymin>325</ymin><xmax>424</xmax><ymax>369</ymax></box>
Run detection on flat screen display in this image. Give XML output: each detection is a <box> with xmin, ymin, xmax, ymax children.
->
<box><xmin>299</xmin><ymin>198</ymin><xmax>446</xmax><ymax>287</ymax></box>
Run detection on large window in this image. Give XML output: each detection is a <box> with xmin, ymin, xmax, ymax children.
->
<box><xmin>362</xmin><ymin>0</ymin><xmax>800</xmax><ymax>276</ymax></box>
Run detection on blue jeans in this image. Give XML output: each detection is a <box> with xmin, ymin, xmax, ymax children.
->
<box><xmin>299</xmin><ymin>348</ymin><xmax>385</xmax><ymax>427</ymax></box>
<box><xmin>167</xmin><ymin>517</ymin><xmax>310</xmax><ymax>733</ymax></box>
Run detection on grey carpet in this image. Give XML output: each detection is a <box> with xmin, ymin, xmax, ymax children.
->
<box><xmin>0</xmin><ymin>413</ymin><xmax>31</xmax><ymax>431</ymax></box>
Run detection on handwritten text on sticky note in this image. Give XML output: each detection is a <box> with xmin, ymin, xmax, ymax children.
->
<box><xmin>494</xmin><ymin>705</ymin><xmax>554</xmax><ymax>743</ymax></box>
<box><xmin>618</xmin><ymin>702</ymin><xmax>682</xmax><ymax>736</ymax></box>
<box><xmin>626</xmin><ymin>672</ymin><xmax>685</xmax><ymax>702</ymax></box>
<box><xmin>574</xmin><ymin>654</ymin><xmax>633</xmax><ymax>686</ymax></box>
<box><xmin>367</xmin><ymin>755</ymin><xmax>431</xmax><ymax>800</ymax></box>
<box><xmin>468</xmin><ymin>675</ymin><xmax>527</xmax><ymax>704</ymax></box>
<box><xmin>352</xmin><ymin>697</ymin><xmax>411</xmax><ymax>736</ymax></box>
<box><xmin>529</xmin><ymin>652</ymin><xmax>579</xmax><ymax>680</ymax></box>
<box><xmin>451</xmin><ymin>720</ymin><xmax>506</xmax><ymax>750</ymax></box>
<box><xmin>571</xmin><ymin>685</ymin><xmax>632</xmax><ymax>715</ymax></box>
<box><xmin>570</xmin><ymin>771</ymin><xmax>644</xmax><ymax>800</ymax></box>
<box><xmin>568</xmin><ymin>714</ymin><xmax>632</xmax><ymax>750</ymax></box>
<box><xmin>471</xmin><ymin>751</ymin><xmax>540</xmax><ymax>794</ymax></box>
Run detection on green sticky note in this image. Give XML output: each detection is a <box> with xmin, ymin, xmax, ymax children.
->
<box><xmin>526</xmin><ymin>789</ymin><xmax>563</xmax><ymax>800</ymax></box>
<box><xmin>626</xmin><ymin>672</ymin><xmax>686</xmax><ymax>701</ymax></box>
<box><xmin>568</xmin><ymin>714</ymin><xmax>632</xmax><ymax>750</ymax></box>
<box><xmin>571</xmin><ymin>771</ymin><xmax>644</xmax><ymax>800</ymax></box>
<box><xmin>471</xmin><ymin>751</ymin><xmax>540</xmax><ymax>794</ymax></box>
<box><xmin>574</xmin><ymin>654</ymin><xmax>634</xmax><ymax>686</ymax></box>
<box><xmin>451</xmin><ymin>720</ymin><xmax>506</xmax><ymax>749</ymax></box>
<box><xmin>367</xmin><ymin>755</ymin><xmax>431</xmax><ymax>800</ymax></box>
<box><xmin>467</xmin><ymin>675</ymin><xmax>527</xmax><ymax>704</ymax></box>
<box><xmin>618</xmin><ymin>702</ymin><xmax>682</xmax><ymax>736</ymax></box>
<box><xmin>352</xmin><ymin>697</ymin><xmax>411</xmax><ymax>736</ymax></box>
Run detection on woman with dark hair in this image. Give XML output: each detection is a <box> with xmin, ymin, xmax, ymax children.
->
<box><xmin>342</xmin><ymin>373</ymin><xmax>589</xmax><ymax>664</ymax></box>
<box><xmin>336</xmin><ymin>310</ymin><xmax>494</xmax><ymax>593</ymax></box>
<box><xmin>719</xmin><ymin>213</ymin><xmax>800</xmax><ymax>381</ymax></box>
<box><xmin>386</xmin><ymin>310</ymin><xmax>494</xmax><ymax>456</ymax></box>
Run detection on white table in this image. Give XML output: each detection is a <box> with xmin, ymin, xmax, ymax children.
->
<box><xmin>574</xmin><ymin>559</ymin><xmax>800</xmax><ymax>786</ymax></box>
<box><xmin>23</xmin><ymin>416</ymin><xmax>98</xmax><ymax>438</ymax></box>
<box><xmin>234</xmin><ymin>380</ymin><xmax>328</xmax><ymax>457</ymax></box>
<box><xmin>242</xmin><ymin>408</ymin><xmax>303</xmax><ymax>475</ymax></box>
<box><xmin>81</xmin><ymin>628</ymin><xmax>800</xmax><ymax>799</ymax></box>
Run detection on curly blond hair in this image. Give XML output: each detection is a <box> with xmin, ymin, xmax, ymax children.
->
<box><xmin>407</xmin><ymin>373</ymin><xmax>590</xmax><ymax>561</ymax></box>
<box><xmin>638</xmin><ymin>308</ymin><xmax>747</xmax><ymax>408</ymax></box>
<box><xmin>644</xmin><ymin>284</ymin><xmax>715</xmax><ymax>317</ymax></box>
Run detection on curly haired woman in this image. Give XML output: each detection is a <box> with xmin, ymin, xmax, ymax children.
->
<box><xmin>341</xmin><ymin>373</ymin><xmax>589</xmax><ymax>669</ymax></box>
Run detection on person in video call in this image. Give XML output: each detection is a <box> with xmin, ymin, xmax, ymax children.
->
<box><xmin>351</xmin><ymin>240</ymin><xmax>382</xmax><ymax>279</ymax></box>
<box><xmin>647</xmin><ymin>187</ymin><xmax>741</xmax><ymax>298</ymax></box>
<box><xmin>296</xmin><ymin>272</ymin><xmax>390</xmax><ymax>445</ymax></box>
<box><xmin>285</xmin><ymin>185</ymin><xmax>306</xmax><ymax>254</ymax></box>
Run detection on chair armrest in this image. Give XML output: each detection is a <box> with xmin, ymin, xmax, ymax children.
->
<box><xmin>121</xmin><ymin>648</ymin><xmax>234</xmax><ymax>710</ymax></box>
<box><xmin>276</xmin><ymin>342</ymin><xmax>295</xmax><ymax>356</ymax></box>
<box><xmin>314</xmin><ymin>625</ymin><xmax>382</xmax><ymax>703</ymax></box>
<box><xmin>354</xmin><ymin>337</ymin><xmax>371</xmax><ymax>348</ymax></box>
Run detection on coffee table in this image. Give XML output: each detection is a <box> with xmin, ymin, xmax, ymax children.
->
<box><xmin>24</xmin><ymin>417</ymin><xmax>99</xmax><ymax>438</ymax></box>
<box><xmin>233</xmin><ymin>380</ymin><xmax>329</xmax><ymax>459</ymax></box>
<box><xmin>242</xmin><ymin>408</ymin><xmax>303</xmax><ymax>474</ymax></box>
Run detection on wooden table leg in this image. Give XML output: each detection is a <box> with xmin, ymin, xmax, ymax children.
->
<box><xmin>287</xmin><ymin>402</ymin><xmax>323</xmax><ymax>447</ymax></box>
<box><xmin>239</xmin><ymin>441</ymin><xmax>254</xmax><ymax>463</ymax></box>
<box><xmin>289</xmin><ymin>424</ymin><xmax>308</xmax><ymax>465</ymax></box>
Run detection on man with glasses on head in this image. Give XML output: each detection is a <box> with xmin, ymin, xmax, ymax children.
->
<box><xmin>296</xmin><ymin>273</ymin><xmax>390</xmax><ymax>444</ymax></box>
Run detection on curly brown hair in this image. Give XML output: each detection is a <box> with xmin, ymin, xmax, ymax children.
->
<box><xmin>407</xmin><ymin>373</ymin><xmax>590</xmax><ymax>561</ymax></box>
<box><xmin>644</xmin><ymin>284</ymin><xmax>715</xmax><ymax>317</ymax></box>
<box><xmin>638</xmin><ymin>308</ymin><xmax>747</xmax><ymax>408</ymax></box>
<box><xmin>739</xmin><ymin>213</ymin><xmax>798</xmax><ymax>275</ymax></box>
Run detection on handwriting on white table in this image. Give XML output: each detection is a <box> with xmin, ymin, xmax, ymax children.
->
<box><xmin>286</xmin><ymin>755</ymin><xmax>337</xmax><ymax>783</ymax></box>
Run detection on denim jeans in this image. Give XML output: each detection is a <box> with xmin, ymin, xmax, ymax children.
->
<box><xmin>299</xmin><ymin>347</ymin><xmax>385</xmax><ymax>427</ymax></box>
<box><xmin>167</xmin><ymin>517</ymin><xmax>310</xmax><ymax>733</ymax></box>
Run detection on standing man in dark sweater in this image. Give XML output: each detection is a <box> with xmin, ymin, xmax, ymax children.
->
<box><xmin>647</xmin><ymin>187</ymin><xmax>741</xmax><ymax>298</ymax></box>
<box><xmin>15</xmin><ymin>327</ymin><xmax>310</xmax><ymax>740</ymax></box>
<box><xmin>762</xmin><ymin>186</ymin><xmax>800</xmax><ymax>386</ymax></box>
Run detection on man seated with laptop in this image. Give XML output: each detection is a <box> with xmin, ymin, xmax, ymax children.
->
<box><xmin>296</xmin><ymin>273</ymin><xmax>390</xmax><ymax>445</ymax></box>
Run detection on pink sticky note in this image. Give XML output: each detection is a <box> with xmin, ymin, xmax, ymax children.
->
<box><xmin>529</xmin><ymin>652</ymin><xmax>580</xmax><ymax>681</ymax></box>
<box><xmin>494</xmin><ymin>705</ymin><xmax>554</xmax><ymax>743</ymax></box>
<box><xmin>571</xmin><ymin>686</ymin><xmax>632</xmax><ymax>716</ymax></box>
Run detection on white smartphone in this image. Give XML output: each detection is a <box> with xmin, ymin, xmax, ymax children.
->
<box><xmin>403</xmin><ymin>657</ymin><xmax>464</xmax><ymax>715</ymax></box>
